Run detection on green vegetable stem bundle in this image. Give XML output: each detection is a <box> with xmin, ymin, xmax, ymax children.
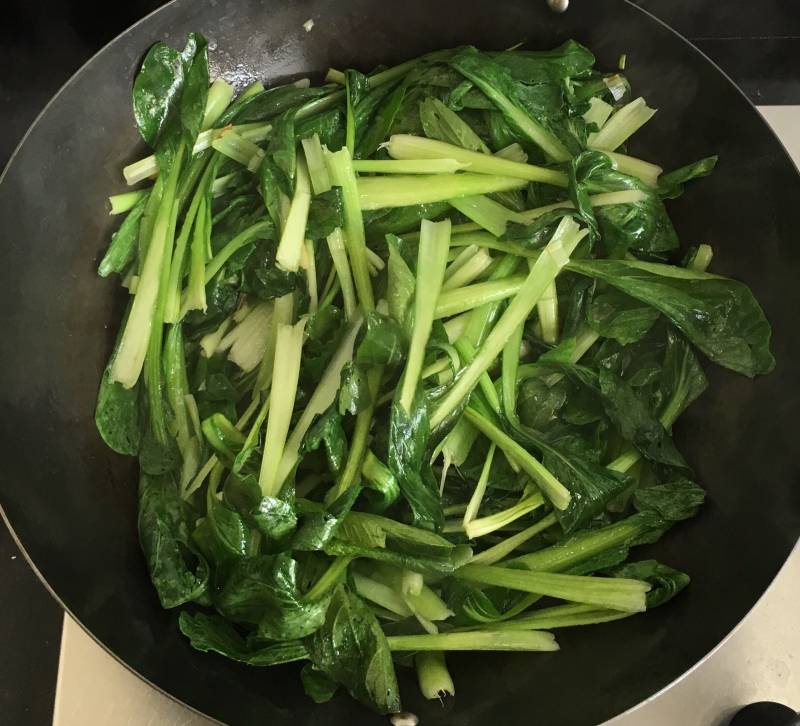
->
<box><xmin>95</xmin><ymin>35</ymin><xmax>773</xmax><ymax>714</ymax></box>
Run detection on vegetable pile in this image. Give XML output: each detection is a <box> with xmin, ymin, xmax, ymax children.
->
<box><xmin>95</xmin><ymin>34</ymin><xmax>774</xmax><ymax>714</ymax></box>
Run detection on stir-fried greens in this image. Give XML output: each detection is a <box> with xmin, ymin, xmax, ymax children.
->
<box><xmin>95</xmin><ymin>35</ymin><xmax>774</xmax><ymax>714</ymax></box>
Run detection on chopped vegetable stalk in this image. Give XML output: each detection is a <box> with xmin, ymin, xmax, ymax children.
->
<box><xmin>460</xmin><ymin>254</ymin><xmax>521</xmax><ymax>347</ymax></box>
<box><xmin>435</xmin><ymin>275</ymin><xmax>527</xmax><ymax>318</ymax></box>
<box><xmin>217</xmin><ymin>302</ymin><xmax>273</xmax><ymax>372</ymax></box>
<box><xmin>255</xmin><ymin>293</ymin><xmax>293</xmax><ymax>393</ymax></box>
<box><xmin>465</xmin><ymin>408</ymin><xmax>571</xmax><ymax>510</ymax></box>
<box><xmin>388</xmin><ymin>630</ymin><xmax>559</xmax><ymax>652</ymax></box>
<box><xmin>514</xmin><ymin>189</ymin><xmax>647</xmax><ymax>225</ymax></box>
<box><xmin>109</xmin><ymin>189</ymin><xmax>148</xmax><ymax>215</ymax></box>
<box><xmin>487</xmin><ymin>603</ymin><xmax>629</xmax><ymax>631</ymax></box>
<box><xmin>358</xmin><ymin>172</ymin><xmax>528</xmax><ymax>210</ymax></box>
<box><xmin>582</xmin><ymin>96</ymin><xmax>613</xmax><ymax>130</ymax></box>
<box><xmin>201</xmin><ymin>78</ymin><xmax>235</xmax><ymax>130</ymax></box>
<box><xmin>449</xmin><ymin>194</ymin><xmax>522</xmax><ymax>237</ymax></box>
<box><xmin>494</xmin><ymin>143</ymin><xmax>528</xmax><ymax>163</ymax></box>
<box><xmin>457</xmin><ymin>565</ymin><xmax>650</xmax><ymax>612</ymax></box>
<box><xmin>386</xmin><ymin>135</ymin><xmax>568</xmax><ymax>187</ymax></box>
<box><xmin>416</xmin><ymin>652</ymin><xmax>455</xmax><ymax>700</ymax></box>
<box><xmin>212</xmin><ymin>129</ymin><xmax>265</xmax><ymax>169</ymax></box>
<box><xmin>277</xmin><ymin>316</ymin><xmax>363</xmax><ymax>484</ymax></box>
<box><xmin>353</xmin><ymin>159</ymin><xmax>469</xmax><ymax>174</ymax></box>
<box><xmin>300</xmin><ymin>134</ymin><xmax>332</xmax><ymax>194</ymax></box>
<box><xmin>502</xmin><ymin>321</ymin><xmax>525</xmax><ymax>424</ymax></box>
<box><xmin>258</xmin><ymin>318</ymin><xmax>307</xmax><ymax>497</ymax></box>
<box><xmin>688</xmin><ymin>244</ymin><xmax>714</xmax><ymax>272</ymax></box>
<box><xmin>471</xmin><ymin>513</ymin><xmax>558</xmax><ymax>565</ymax></box>
<box><xmin>605</xmin><ymin>150</ymin><xmax>662</xmax><ymax>187</ymax></box>
<box><xmin>431</xmin><ymin>216</ymin><xmax>586</xmax><ymax>428</ymax></box>
<box><xmin>398</xmin><ymin>219</ymin><xmax>451</xmax><ymax>412</ymax></box>
<box><xmin>203</xmin><ymin>219</ymin><xmax>272</xmax><ymax>282</ymax></box>
<box><xmin>441</xmin><ymin>249</ymin><xmax>493</xmax><ymax>291</ymax></box>
<box><xmin>327</xmin><ymin>228</ymin><xmax>358</xmax><ymax>319</ymax></box>
<box><xmin>464</xmin><ymin>487</ymin><xmax>545</xmax><ymax>539</ymax></box>
<box><xmin>325</xmin><ymin>147</ymin><xmax>375</xmax><ymax>312</ymax></box>
<box><xmin>352</xmin><ymin>572</ymin><xmax>413</xmax><ymax>617</ymax></box>
<box><xmin>305</xmin><ymin>239</ymin><xmax>318</xmax><ymax>312</ymax></box>
<box><xmin>110</xmin><ymin>145</ymin><xmax>185</xmax><ymax>388</ymax></box>
<box><xmin>588</xmin><ymin>97</ymin><xmax>657</xmax><ymax>151</ymax></box>
<box><xmin>537</xmin><ymin>281</ymin><xmax>559</xmax><ymax>344</ymax></box>
<box><xmin>462</xmin><ymin>443</ymin><xmax>496</xmax><ymax>525</ymax></box>
<box><xmin>184</xmin><ymin>194</ymin><xmax>209</xmax><ymax>314</ymax></box>
<box><xmin>276</xmin><ymin>158</ymin><xmax>312</xmax><ymax>271</ymax></box>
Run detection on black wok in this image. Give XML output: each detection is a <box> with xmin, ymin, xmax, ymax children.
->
<box><xmin>1</xmin><ymin>1</ymin><xmax>799</xmax><ymax>723</ymax></box>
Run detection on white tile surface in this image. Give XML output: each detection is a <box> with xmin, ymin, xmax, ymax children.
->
<box><xmin>53</xmin><ymin>106</ymin><xmax>800</xmax><ymax>726</ymax></box>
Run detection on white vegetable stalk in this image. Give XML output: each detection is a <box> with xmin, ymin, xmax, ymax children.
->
<box><xmin>462</xmin><ymin>443</ymin><xmax>496</xmax><ymax>525</ymax></box>
<box><xmin>399</xmin><ymin>219</ymin><xmax>452</xmax><ymax>412</ymax></box>
<box><xmin>254</xmin><ymin>293</ymin><xmax>294</xmax><ymax>393</ymax></box>
<box><xmin>304</xmin><ymin>239</ymin><xmax>318</xmax><ymax>312</ymax></box>
<box><xmin>300</xmin><ymin>134</ymin><xmax>332</xmax><ymax>194</ymax></box>
<box><xmin>604</xmin><ymin>151</ymin><xmax>662</xmax><ymax>187</ymax></box>
<box><xmin>327</xmin><ymin>228</ymin><xmax>357</xmax><ymax>320</ymax></box>
<box><xmin>494</xmin><ymin>142</ymin><xmax>528</xmax><ymax>163</ymax></box>
<box><xmin>352</xmin><ymin>159</ymin><xmax>469</xmax><ymax>174</ymax></box>
<box><xmin>416</xmin><ymin>652</ymin><xmax>455</xmax><ymax>700</ymax></box>
<box><xmin>582</xmin><ymin>96</ymin><xmax>613</xmax><ymax>130</ymax></box>
<box><xmin>108</xmin><ymin>189</ymin><xmax>147</xmax><ymax>215</ymax></box>
<box><xmin>441</xmin><ymin>249</ymin><xmax>493</xmax><ymax>291</ymax></box>
<box><xmin>275</xmin><ymin>158</ymin><xmax>312</xmax><ymax>271</ymax></box>
<box><xmin>470</xmin><ymin>513</ymin><xmax>558</xmax><ymax>566</ymax></box>
<box><xmin>276</xmin><ymin>316</ymin><xmax>363</xmax><ymax>484</ymax></box>
<box><xmin>435</xmin><ymin>275</ymin><xmax>527</xmax><ymax>319</ymax></box>
<box><xmin>201</xmin><ymin>79</ymin><xmax>235</xmax><ymax>130</ymax></box>
<box><xmin>537</xmin><ymin>281</ymin><xmax>559</xmax><ymax>344</ymax></box>
<box><xmin>259</xmin><ymin>318</ymin><xmax>307</xmax><ymax>497</ymax></box>
<box><xmin>444</xmin><ymin>245</ymin><xmax>479</xmax><ymax>283</ymax></box>
<box><xmin>464</xmin><ymin>488</ymin><xmax>545</xmax><ymax>539</ymax></box>
<box><xmin>217</xmin><ymin>302</ymin><xmax>273</xmax><ymax>372</ymax></box>
<box><xmin>386</xmin><ymin>135</ymin><xmax>568</xmax><ymax>187</ymax></box>
<box><xmin>448</xmin><ymin>194</ymin><xmax>522</xmax><ymax>237</ymax></box>
<box><xmin>513</xmin><ymin>189</ymin><xmax>647</xmax><ymax>225</ymax></box>
<box><xmin>199</xmin><ymin>317</ymin><xmax>232</xmax><ymax>358</ymax></box>
<box><xmin>588</xmin><ymin>97</ymin><xmax>657</xmax><ymax>151</ymax></box>
<box><xmin>212</xmin><ymin>129</ymin><xmax>266</xmax><ymax>170</ymax></box>
<box><xmin>123</xmin><ymin>122</ymin><xmax>271</xmax><ymax>185</ymax></box>
<box><xmin>430</xmin><ymin>216</ymin><xmax>587</xmax><ymax>429</ymax></box>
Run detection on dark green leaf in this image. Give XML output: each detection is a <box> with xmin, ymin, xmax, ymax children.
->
<box><xmin>95</xmin><ymin>366</ymin><xmax>141</xmax><ymax>456</ymax></box>
<box><xmin>132</xmin><ymin>42</ymin><xmax>184</xmax><ymax>148</ymax></box>
<box><xmin>98</xmin><ymin>196</ymin><xmax>147</xmax><ymax>277</ymax></box>
<box><xmin>138</xmin><ymin>473</ymin><xmax>208</xmax><ymax>608</ymax></box>
<box><xmin>301</xmin><ymin>663</ymin><xmax>340</xmax><ymax>703</ymax></box>
<box><xmin>179</xmin><ymin>611</ymin><xmax>308</xmax><ymax>666</ymax></box>
<box><xmin>493</xmin><ymin>40</ymin><xmax>595</xmax><ymax>83</ymax></box>
<box><xmin>357</xmin><ymin>76</ymin><xmax>411</xmax><ymax>158</ymax></box>
<box><xmin>229</xmin><ymin>85</ymin><xmax>331</xmax><ymax>124</ymax></box>
<box><xmin>202</xmin><ymin>413</ymin><xmax>245</xmax><ymax>466</ymax></box>
<box><xmin>633</xmin><ymin>476</ymin><xmax>705</xmax><ymax>522</ymax></box>
<box><xmin>658</xmin><ymin>156</ymin><xmax>718</xmax><ymax>200</ymax></box>
<box><xmin>388</xmin><ymin>391</ymin><xmax>443</xmax><ymax>529</ymax></box>
<box><xmin>605</xmin><ymin>559</ymin><xmax>690</xmax><ymax>608</ymax></box>
<box><xmin>293</xmin><ymin>485</ymin><xmax>362</xmax><ymax>551</ymax></box>
<box><xmin>364</xmin><ymin>202</ymin><xmax>451</xmax><ymax>241</ymax></box>
<box><xmin>339</xmin><ymin>362</ymin><xmax>372</xmax><ymax>416</ymax></box>
<box><xmin>587</xmin><ymin>287</ymin><xmax>660</xmax><ymax>344</ymax></box>
<box><xmin>356</xmin><ymin>312</ymin><xmax>406</xmax><ymax>368</ymax></box>
<box><xmin>179</xmin><ymin>33</ymin><xmax>209</xmax><ymax>147</ymax></box>
<box><xmin>305</xmin><ymin>585</ymin><xmax>401</xmax><ymax>714</ymax></box>
<box><xmin>216</xmin><ymin>554</ymin><xmax>330</xmax><ymax>640</ymax></box>
<box><xmin>304</xmin><ymin>407</ymin><xmax>348</xmax><ymax>474</ymax></box>
<box><xmin>324</xmin><ymin>539</ymin><xmax>472</xmax><ymax>576</ymax></box>
<box><xmin>568</xmin><ymin>259</ymin><xmax>775</xmax><ymax>376</ymax></box>
<box><xmin>306</xmin><ymin>188</ymin><xmax>344</xmax><ymax>239</ymax></box>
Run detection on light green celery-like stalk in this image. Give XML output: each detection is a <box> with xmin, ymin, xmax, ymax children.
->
<box><xmin>201</xmin><ymin>78</ymin><xmax>235</xmax><ymax>130</ymax></box>
<box><xmin>441</xmin><ymin>249</ymin><xmax>493</xmax><ymax>291</ymax></box>
<box><xmin>488</xmin><ymin>602</ymin><xmax>630</xmax><ymax>631</ymax></box>
<box><xmin>398</xmin><ymin>219</ymin><xmax>452</xmax><ymax>412</ymax></box>
<box><xmin>122</xmin><ymin>121</ymin><xmax>271</xmax><ymax>185</ymax></box>
<box><xmin>304</xmin><ymin>239</ymin><xmax>318</xmax><ymax>312</ymax></box>
<box><xmin>275</xmin><ymin>158</ymin><xmax>312</xmax><ymax>272</ymax></box>
<box><xmin>326</xmin><ymin>57</ymin><xmax>418</xmax><ymax>88</ymax></box>
<box><xmin>443</xmin><ymin>312</ymin><xmax>471</xmax><ymax>342</ymax></box>
<box><xmin>325</xmin><ymin>147</ymin><xmax>374</xmax><ymax>312</ymax></box>
<box><xmin>365</xmin><ymin>246</ymin><xmax>385</xmax><ymax>272</ymax></box>
<box><xmin>258</xmin><ymin>318</ymin><xmax>307</xmax><ymax>497</ymax></box>
<box><xmin>537</xmin><ymin>281</ymin><xmax>559</xmax><ymax>344</ymax></box>
<box><xmin>108</xmin><ymin>189</ymin><xmax>147</xmax><ymax>215</ymax></box>
<box><xmin>501</xmin><ymin>320</ymin><xmax>525</xmax><ymax>425</ymax></box>
<box><xmin>211</xmin><ymin>172</ymin><xmax>239</xmax><ymax>197</ymax></box>
<box><xmin>203</xmin><ymin>219</ymin><xmax>272</xmax><ymax>282</ymax></box>
<box><xmin>300</xmin><ymin>134</ymin><xmax>332</xmax><ymax>194</ymax></box>
<box><xmin>463</xmin><ymin>443</ymin><xmax>496</xmax><ymax>525</ymax></box>
<box><xmin>588</xmin><ymin>97</ymin><xmax>657</xmax><ymax>151</ymax></box>
<box><xmin>605</xmin><ymin>150</ymin><xmax>662</xmax><ymax>187</ymax></box>
<box><xmin>110</xmin><ymin>146</ymin><xmax>185</xmax><ymax>388</ymax></box>
<box><xmin>388</xmin><ymin>630</ymin><xmax>559</xmax><ymax>652</ymax></box>
<box><xmin>494</xmin><ymin>142</ymin><xmax>527</xmax><ymax>163</ymax></box>
<box><xmin>358</xmin><ymin>173</ymin><xmax>528</xmax><ymax>211</ymax></box>
<box><xmin>254</xmin><ymin>293</ymin><xmax>293</xmax><ymax>393</ymax></box>
<box><xmin>295</xmin><ymin>89</ymin><xmax>346</xmax><ymax>121</ymax></box>
<box><xmin>352</xmin><ymin>159</ymin><xmax>468</xmax><ymax>174</ymax></box>
<box><xmin>444</xmin><ymin>245</ymin><xmax>479</xmax><ymax>283</ymax></box>
<box><xmin>199</xmin><ymin>317</ymin><xmax>232</xmax><ymax>358</ymax></box>
<box><xmin>460</xmin><ymin>254</ymin><xmax>521</xmax><ymax>347</ymax></box>
<box><xmin>465</xmin><ymin>408</ymin><xmax>571</xmax><ymax>510</ymax></box>
<box><xmin>416</xmin><ymin>652</ymin><xmax>455</xmax><ymax>700</ymax></box>
<box><xmin>305</xmin><ymin>557</ymin><xmax>353</xmax><ymax>601</ymax></box>
<box><xmin>276</xmin><ymin>316</ymin><xmax>363</xmax><ymax>484</ymax></box>
<box><xmin>432</xmin><ymin>415</ymin><xmax>478</xmax><ymax>492</ymax></box>
<box><xmin>430</xmin><ymin>216</ymin><xmax>586</xmax><ymax>428</ymax></box>
<box><xmin>326</xmin><ymin>228</ymin><xmax>357</xmax><ymax>320</ymax></box>
<box><xmin>184</xmin><ymin>194</ymin><xmax>210</xmax><ymax>314</ymax></box>
<box><xmin>449</xmin><ymin>194</ymin><xmax>522</xmax><ymax>237</ymax></box>
<box><xmin>514</xmin><ymin>189</ymin><xmax>647</xmax><ymax>225</ymax></box>
<box><xmin>402</xmin><ymin>570</ymin><xmax>424</xmax><ymax>597</ymax></box>
<box><xmin>370</xmin><ymin>565</ymin><xmax>454</xmax><ymax>622</ymax></box>
<box><xmin>211</xmin><ymin>129</ymin><xmax>265</xmax><ymax>169</ymax></box>
<box><xmin>386</xmin><ymin>135</ymin><xmax>568</xmax><ymax>187</ymax></box>
<box><xmin>583</xmin><ymin>96</ymin><xmax>613</xmax><ymax>130</ymax></box>
<box><xmin>688</xmin><ymin>243</ymin><xmax>714</xmax><ymax>272</ymax></box>
<box><xmin>453</xmin><ymin>337</ymin><xmax>500</xmax><ymax>415</ymax></box>
<box><xmin>471</xmin><ymin>512</ymin><xmax>558</xmax><ymax>566</ymax></box>
<box><xmin>352</xmin><ymin>571</ymin><xmax>413</xmax><ymax>617</ymax></box>
<box><xmin>219</xmin><ymin>302</ymin><xmax>273</xmax><ymax>373</ymax></box>
<box><xmin>465</xmin><ymin>487</ymin><xmax>545</xmax><ymax>539</ymax></box>
<box><xmin>233</xmin><ymin>394</ymin><xmax>270</xmax><ymax>473</ymax></box>
<box><xmin>435</xmin><ymin>275</ymin><xmax>527</xmax><ymax>319</ymax></box>
<box><xmin>457</xmin><ymin>564</ymin><xmax>650</xmax><ymax>612</ymax></box>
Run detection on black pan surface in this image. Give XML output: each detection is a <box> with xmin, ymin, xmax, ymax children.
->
<box><xmin>1</xmin><ymin>1</ymin><xmax>799</xmax><ymax>724</ymax></box>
